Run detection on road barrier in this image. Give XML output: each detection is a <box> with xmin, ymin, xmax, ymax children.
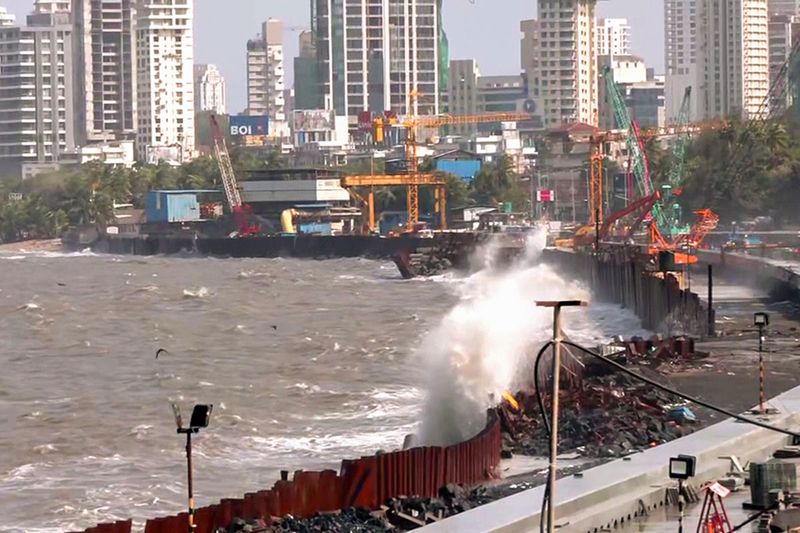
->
<box><xmin>70</xmin><ymin>410</ymin><xmax>501</xmax><ymax>533</ymax></box>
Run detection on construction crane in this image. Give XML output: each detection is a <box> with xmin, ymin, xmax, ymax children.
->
<box><xmin>209</xmin><ymin>115</ymin><xmax>260</xmax><ymax>236</ymax></box>
<box><xmin>402</xmin><ymin>106</ymin><xmax>533</xmax><ymax>229</ymax></box>
<box><xmin>340</xmin><ymin>173</ymin><xmax>447</xmax><ymax>234</ymax></box>
<box><xmin>557</xmin><ymin>190</ymin><xmax>662</xmax><ymax>249</ymax></box>
<box><xmin>603</xmin><ymin>65</ymin><xmax>651</xmax><ymax>198</ymax></box>
<box><xmin>352</xmin><ymin>105</ymin><xmax>533</xmax><ymax>233</ymax></box>
<box><xmin>651</xmin><ymin>87</ymin><xmax>693</xmax><ymax>240</ymax></box>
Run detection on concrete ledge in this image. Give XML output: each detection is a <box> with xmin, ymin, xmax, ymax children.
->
<box><xmin>419</xmin><ymin>385</ymin><xmax>800</xmax><ymax>533</ymax></box>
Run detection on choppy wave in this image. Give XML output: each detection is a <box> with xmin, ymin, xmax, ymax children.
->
<box><xmin>0</xmin><ymin>251</ymin><xmax>646</xmax><ymax>531</ymax></box>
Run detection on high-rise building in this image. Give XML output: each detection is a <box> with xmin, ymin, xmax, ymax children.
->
<box><xmin>247</xmin><ymin>19</ymin><xmax>286</xmax><ymax>126</ymax></box>
<box><xmin>0</xmin><ymin>6</ymin><xmax>15</xmax><ymax>26</ymax></box>
<box><xmin>246</xmin><ymin>38</ymin><xmax>267</xmax><ymax>115</ymax></box>
<box><xmin>520</xmin><ymin>19</ymin><xmax>540</xmax><ymax>100</ymax></box>
<box><xmin>769</xmin><ymin>0</ymin><xmax>800</xmax><ymax>15</ymax></box>
<box><xmin>33</xmin><ymin>0</ymin><xmax>70</xmax><ymax>13</ymax></box>
<box><xmin>447</xmin><ymin>59</ymin><xmax>480</xmax><ymax>136</ymax></box>
<box><xmin>135</xmin><ymin>0</ymin><xmax>195</xmax><ymax>164</ymax></box>
<box><xmin>664</xmin><ymin>0</ymin><xmax>701</xmax><ymax>122</ymax></box>
<box><xmin>596</xmin><ymin>18</ymin><xmax>631</xmax><ymax>57</ymax></box>
<box><xmin>294</xmin><ymin>30</ymin><xmax>323</xmax><ymax>109</ymax></box>
<box><xmin>0</xmin><ymin>10</ymin><xmax>76</xmax><ymax>174</ymax></box>
<box><xmin>666</xmin><ymin>0</ymin><xmax>769</xmax><ymax>121</ymax></box>
<box><xmin>599</xmin><ymin>55</ymin><xmax>664</xmax><ymax>130</ymax></box>
<box><xmin>768</xmin><ymin>14</ymin><xmax>800</xmax><ymax>112</ymax></box>
<box><xmin>313</xmin><ymin>0</ymin><xmax>448</xmax><ymax>120</ymax></box>
<box><xmin>537</xmin><ymin>0</ymin><xmax>598</xmax><ymax>126</ymax></box>
<box><xmin>194</xmin><ymin>64</ymin><xmax>226</xmax><ymax>114</ymax></box>
<box><xmin>699</xmin><ymin>0</ymin><xmax>769</xmax><ymax>119</ymax></box>
<box><xmin>72</xmin><ymin>0</ymin><xmax>137</xmax><ymax>144</ymax></box>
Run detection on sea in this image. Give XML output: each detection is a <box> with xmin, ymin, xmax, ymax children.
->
<box><xmin>0</xmin><ymin>240</ymin><xmax>648</xmax><ymax>532</ymax></box>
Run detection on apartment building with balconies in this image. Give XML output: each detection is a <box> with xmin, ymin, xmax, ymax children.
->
<box><xmin>0</xmin><ymin>8</ymin><xmax>76</xmax><ymax>175</ymax></box>
<box><xmin>537</xmin><ymin>0</ymin><xmax>598</xmax><ymax>126</ymax></box>
<box><xmin>135</xmin><ymin>0</ymin><xmax>195</xmax><ymax>163</ymax></box>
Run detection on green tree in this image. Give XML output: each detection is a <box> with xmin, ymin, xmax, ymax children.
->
<box><xmin>470</xmin><ymin>155</ymin><xmax>516</xmax><ymax>205</ymax></box>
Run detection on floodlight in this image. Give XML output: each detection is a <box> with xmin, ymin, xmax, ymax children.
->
<box><xmin>669</xmin><ymin>455</ymin><xmax>696</xmax><ymax>480</ymax></box>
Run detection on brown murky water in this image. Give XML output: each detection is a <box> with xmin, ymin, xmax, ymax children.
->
<box><xmin>0</xmin><ymin>250</ymin><xmax>646</xmax><ymax>532</ymax></box>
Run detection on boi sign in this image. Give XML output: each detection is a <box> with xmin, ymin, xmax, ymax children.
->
<box><xmin>229</xmin><ymin>115</ymin><xmax>269</xmax><ymax>137</ymax></box>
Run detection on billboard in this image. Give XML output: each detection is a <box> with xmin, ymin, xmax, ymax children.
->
<box><xmin>229</xmin><ymin>115</ymin><xmax>269</xmax><ymax>137</ymax></box>
<box><xmin>293</xmin><ymin>109</ymin><xmax>334</xmax><ymax>131</ymax></box>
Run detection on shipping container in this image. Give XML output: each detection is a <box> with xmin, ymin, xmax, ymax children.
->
<box><xmin>145</xmin><ymin>191</ymin><xmax>201</xmax><ymax>223</ymax></box>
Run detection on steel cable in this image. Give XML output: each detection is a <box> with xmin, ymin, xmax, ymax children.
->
<box><xmin>531</xmin><ymin>339</ymin><xmax>800</xmax><ymax>531</ymax></box>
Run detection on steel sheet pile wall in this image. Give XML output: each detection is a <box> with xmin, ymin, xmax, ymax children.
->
<box><xmin>72</xmin><ymin>411</ymin><xmax>501</xmax><ymax>533</ymax></box>
<box><xmin>68</xmin><ymin>520</ymin><xmax>132</xmax><ymax>533</ymax></box>
<box><xmin>544</xmin><ymin>249</ymin><xmax>713</xmax><ymax>336</ymax></box>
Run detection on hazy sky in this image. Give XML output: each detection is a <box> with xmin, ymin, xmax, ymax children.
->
<box><xmin>3</xmin><ymin>0</ymin><xmax>663</xmax><ymax>113</ymax></box>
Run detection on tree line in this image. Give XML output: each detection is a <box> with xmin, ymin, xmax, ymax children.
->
<box><xmin>0</xmin><ymin>147</ymin><xmax>278</xmax><ymax>243</ymax></box>
<box><xmin>645</xmin><ymin>115</ymin><xmax>800</xmax><ymax>227</ymax></box>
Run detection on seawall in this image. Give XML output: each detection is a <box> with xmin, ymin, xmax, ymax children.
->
<box><xmin>543</xmin><ymin>248</ymin><xmax>713</xmax><ymax>337</ymax></box>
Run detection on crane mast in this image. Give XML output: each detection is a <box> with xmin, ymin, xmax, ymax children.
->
<box><xmin>210</xmin><ymin>115</ymin><xmax>242</xmax><ymax>209</ymax></box>
<box><xmin>209</xmin><ymin>114</ymin><xmax>259</xmax><ymax>236</ymax></box>
<box><xmin>604</xmin><ymin>65</ymin><xmax>650</xmax><ymax>197</ymax></box>
<box><xmin>652</xmin><ymin>87</ymin><xmax>692</xmax><ymax>239</ymax></box>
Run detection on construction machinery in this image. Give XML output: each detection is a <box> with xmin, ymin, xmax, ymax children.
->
<box><xmin>344</xmin><ymin>106</ymin><xmax>533</xmax><ymax>234</ymax></box>
<box><xmin>209</xmin><ymin>115</ymin><xmax>260</xmax><ymax>236</ymax></box>
<box><xmin>653</xmin><ymin>87</ymin><xmax>693</xmax><ymax>239</ymax></box>
<box><xmin>588</xmin><ymin>68</ymin><xmax>720</xmax><ymax>257</ymax></box>
<box><xmin>340</xmin><ymin>173</ymin><xmax>447</xmax><ymax>234</ymax></box>
<box><xmin>556</xmin><ymin>191</ymin><xmax>661</xmax><ymax>249</ymax></box>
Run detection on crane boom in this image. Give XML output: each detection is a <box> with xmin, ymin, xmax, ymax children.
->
<box><xmin>604</xmin><ymin>65</ymin><xmax>650</xmax><ymax>198</ymax></box>
<box><xmin>209</xmin><ymin>115</ymin><xmax>260</xmax><ymax>236</ymax></box>
<box><xmin>651</xmin><ymin>87</ymin><xmax>692</xmax><ymax>238</ymax></box>
<box><xmin>407</xmin><ymin>112</ymin><xmax>533</xmax><ymax>129</ymax></box>
<box><xmin>210</xmin><ymin>114</ymin><xmax>242</xmax><ymax>208</ymax></box>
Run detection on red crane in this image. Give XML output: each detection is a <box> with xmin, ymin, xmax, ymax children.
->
<box><xmin>209</xmin><ymin>115</ymin><xmax>260</xmax><ymax>236</ymax></box>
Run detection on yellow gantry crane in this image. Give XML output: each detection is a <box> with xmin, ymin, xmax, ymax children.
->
<box><xmin>342</xmin><ymin>107</ymin><xmax>533</xmax><ymax>233</ymax></box>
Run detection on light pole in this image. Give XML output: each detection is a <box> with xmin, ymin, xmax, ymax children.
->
<box><xmin>754</xmin><ymin>312</ymin><xmax>769</xmax><ymax>414</ymax></box>
<box><xmin>172</xmin><ymin>403</ymin><xmax>213</xmax><ymax>533</ymax></box>
<box><xmin>536</xmin><ymin>299</ymin><xmax>588</xmax><ymax>533</ymax></box>
<box><xmin>669</xmin><ymin>455</ymin><xmax>696</xmax><ymax>533</ymax></box>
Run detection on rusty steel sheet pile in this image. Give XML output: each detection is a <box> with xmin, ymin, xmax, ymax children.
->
<box><xmin>70</xmin><ymin>411</ymin><xmax>501</xmax><ymax>533</ymax></box>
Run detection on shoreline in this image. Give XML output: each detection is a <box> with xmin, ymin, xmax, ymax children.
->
<box><xmin>0</xmin><ymin>238</ymin><xmax>64</xmax><ymax>253</ymax></box>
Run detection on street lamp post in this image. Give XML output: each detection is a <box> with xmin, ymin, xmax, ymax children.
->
<box><xmin>754</xmin><ymin>312</ymin><xmax>769</xmax><ymax>414</ymax></box>
<box><xmin>172</xmin><ymin>403</ymin><xmax>213</xmax><ymax>533</ymax></box>
<box><xmin>536</xmin><ymin>299</ymin><xmax>588</xmax><ymax>533</ymax></box>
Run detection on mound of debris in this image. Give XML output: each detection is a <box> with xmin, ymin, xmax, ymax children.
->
<box><xmin>219</xmin><ymin>485</ymin><xmax>492</xmax><ymax>533</ymax></box>
<box><xmin>500</xmin><ymin>369</ymin><xmax>698</xmax><ymax>459</ymax></box>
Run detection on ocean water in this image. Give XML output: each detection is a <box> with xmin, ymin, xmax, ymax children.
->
<box><xmin>0</xmin><ymin>246</ymin><xmax>646</xmax><ymax>532</ymax></box>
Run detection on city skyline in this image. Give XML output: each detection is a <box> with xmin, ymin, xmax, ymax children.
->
<box><xmin>3</xmin><ymin>0</ymin><xmax>664</xmax><ymax>114</ymax></box>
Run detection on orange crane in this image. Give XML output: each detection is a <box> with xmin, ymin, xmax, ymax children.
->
<box><xmin>588</xmin><ymin>119</ymin><xmax>727</xmax><ymax>227</ymax></box>
<box><xmin>343</xmin><ymin>109</ymin><xmax>534</xmax><ymax>233</ymax></box>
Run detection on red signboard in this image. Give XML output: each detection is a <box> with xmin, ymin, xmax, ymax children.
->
<box><xmin>358</xmin><ymin>111</ymin><xmax>372</xmax><ymax>131</ymax></box>
<box><xmin>537</xmin><ymin>189</ymin><xmax>555</xmax><ymax>202</ymax></box>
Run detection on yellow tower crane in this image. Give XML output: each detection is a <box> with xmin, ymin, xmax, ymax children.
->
<box><xmin>342</xmin><ymin>108</ymin><xmax>534</xmax><ymax>234</ymax></box>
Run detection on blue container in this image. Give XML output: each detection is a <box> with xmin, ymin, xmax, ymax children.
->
<box><xmin>145</xmin><ymin>191</ymin><xmax>201</xmax><ymax>223</ymax></box>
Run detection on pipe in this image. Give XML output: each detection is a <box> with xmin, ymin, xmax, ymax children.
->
<box><xmin>281</xmin><ymin>209</ymin><xmax>297</xmax><ymax>234</ymax></box>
